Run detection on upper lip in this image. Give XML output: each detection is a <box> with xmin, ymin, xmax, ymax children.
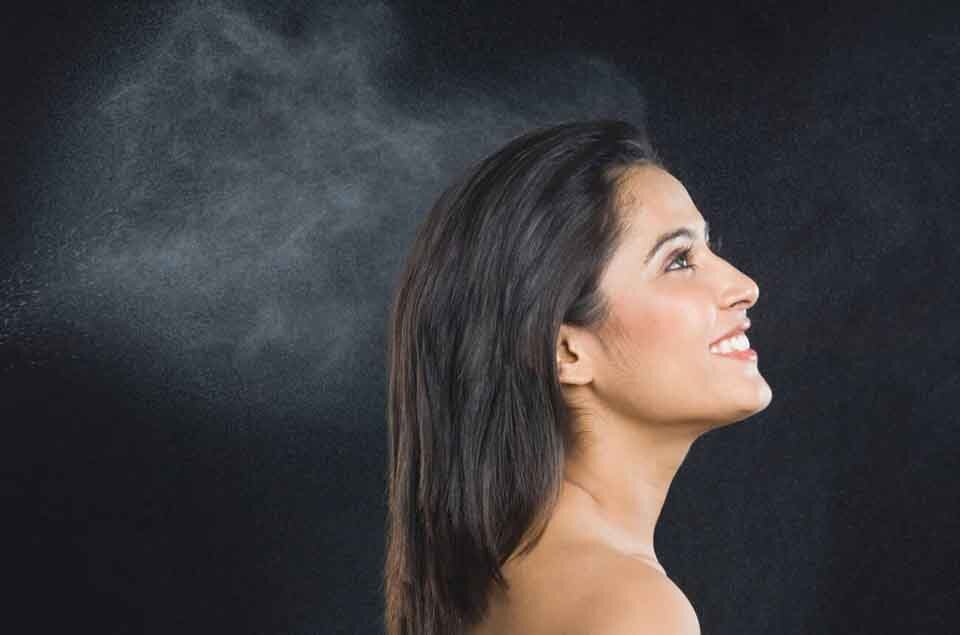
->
<box><xmin>710</xmin><ymin>319</ymin><xmax>751</xmax><ymax>347</ymax></box>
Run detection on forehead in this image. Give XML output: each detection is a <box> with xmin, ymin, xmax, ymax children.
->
<box><xmin>614</xmin><ymin>164</ymin><xmax>702</xmax><ymax>234</ymax></box>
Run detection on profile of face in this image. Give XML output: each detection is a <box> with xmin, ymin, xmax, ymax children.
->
<box><xmin>557</xmin><ymin>164</ymin><xmax>773</xmax><ymax>436</ymax></box>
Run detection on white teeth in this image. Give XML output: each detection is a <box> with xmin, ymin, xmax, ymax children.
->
<box><xmin>710</xmin><ymin>333</ymin><xmax>749</xmax><ymax>354</ymax></box>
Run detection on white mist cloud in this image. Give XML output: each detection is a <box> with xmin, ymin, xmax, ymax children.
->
<box><xmin>18</xmin><ymin>0</ymin><xmax>651</xmax><ymax>416</ymax></box>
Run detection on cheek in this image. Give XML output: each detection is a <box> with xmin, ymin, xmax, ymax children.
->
<box><xmin>599</xmin><ymin>299</ymin><xmax>711</xmax><ymax>420</ymax></box>
<box><xmin>611</xmin><ymin>294</ymin><xmax>707</xmax><ymax>362</ymax></box>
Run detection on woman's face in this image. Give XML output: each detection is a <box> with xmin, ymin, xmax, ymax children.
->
<box><xmin>561</xmin><ymin>164</ymin><xmax>772</xmax><ymax>431</ymax></box>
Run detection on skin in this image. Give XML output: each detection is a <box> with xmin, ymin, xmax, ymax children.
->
<box><xmin>471</xmin><ymin>163</ymin><xmax>772</xmax><ymax>634</ymax></box>
<box><xmin>554</xmin><ymin>162</ymin><xmax>773</xmax><ymax>568</ymax></box>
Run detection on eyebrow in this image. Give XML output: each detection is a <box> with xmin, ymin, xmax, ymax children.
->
<box><xmin>643</xmin><ymin>221</ymin><xmax>710</xmax><ymax>266</ymax></box>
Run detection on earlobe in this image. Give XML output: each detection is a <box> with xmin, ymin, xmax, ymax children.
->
<box><xmin>557</xmin><ymin>326</ymin><xmax>595</xmax><ymax>385</ymax></box>
<box><xmin>557</xmin><ymin>347</ymin><xmax>592</xmax><ymax>387</ymax></box>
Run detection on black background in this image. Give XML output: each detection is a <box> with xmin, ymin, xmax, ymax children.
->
<box><xmin>4</xmin><ymin>1</ymin><xmax>958</xmax><ymax>633</ymax></box>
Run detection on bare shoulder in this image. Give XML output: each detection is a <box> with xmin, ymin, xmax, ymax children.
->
<box><xmin>568</xmin><ymin>555</ymin><xmax>701</xmax><ymax>635</ymax></box>
<box><xmin>472</xmin><ymin>536</ymin><xmax>700</xmax><ymax>635</ymax></box>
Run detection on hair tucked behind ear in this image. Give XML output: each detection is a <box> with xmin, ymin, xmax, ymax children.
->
<box><xmin>383</xmin><ymin>119</ymin><xmax>662</xmax><ymax>635</ymax></box>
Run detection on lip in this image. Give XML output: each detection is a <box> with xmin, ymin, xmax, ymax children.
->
<box><xmin>712</xmin><ymin>347</ymin><xmax>758</xmax><ymax>362</ymax></box>
<box><xmin>709</xmin><ymin>319</ymin><xmax>751</xmax><ymax>347</ymax></box>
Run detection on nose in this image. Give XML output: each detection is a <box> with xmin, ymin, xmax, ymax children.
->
<box><xmin>718</xmin><ymin>263</ymin><xmax>759</xmax><ymax>310</ymax></box>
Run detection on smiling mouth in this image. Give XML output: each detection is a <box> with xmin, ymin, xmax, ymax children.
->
<box><xmin>709</xmin><ymin>332</ymin><xmax>757</xmax><ymax>361</ymax></box>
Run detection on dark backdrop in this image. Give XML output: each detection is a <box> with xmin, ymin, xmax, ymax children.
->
<box><xmin>4</xmin><ymin>1</ymin><xmax>958</xmax><ymax>633</ymax></box>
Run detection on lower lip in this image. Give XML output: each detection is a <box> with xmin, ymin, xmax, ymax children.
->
<box><xmin>711</xmin><ymin>348</ymin><xmax>758</xmax><ymax>362</ymax></box>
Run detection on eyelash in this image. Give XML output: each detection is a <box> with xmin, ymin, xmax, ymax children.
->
<box><xmin>666</xmin><ymin>246</ymin><xmax>696</xmax><ymax>272</ymax></box>
<box><xmin>666</xmin><ymin>238</ymin><xmax>718</xmax><ymax>273</ymax></box>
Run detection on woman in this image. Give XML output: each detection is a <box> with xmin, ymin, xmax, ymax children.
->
<box><xmin>383</xmin><ymin>120</ymin><xmax>772</xmax><ymax>634</ymax></box>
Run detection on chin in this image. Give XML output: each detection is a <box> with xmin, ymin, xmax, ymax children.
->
<box><xmin>756</xmin><ymin>382</ymin><xmax>774</xmax><ymax>411</ymax></box>
<box><xmin>713</xmin><ymin>397</ymin><xmax>771</xmax><ymax>427</ymax></box>
<box><xmin>732</xmin><ymin>376</ymin><xmax>774</xmax><ymax>418</ymax></box>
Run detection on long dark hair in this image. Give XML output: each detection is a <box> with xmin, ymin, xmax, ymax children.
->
<box><xmin>383</xmin><ymin>119</ymin><xmax>663</xmax><ymax>635</ymax></box>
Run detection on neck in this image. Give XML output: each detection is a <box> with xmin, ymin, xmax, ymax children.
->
<box><xmin>558</xmin><ymin>412</ymin><xmax>701</xmax><ymax>563</ymax></box>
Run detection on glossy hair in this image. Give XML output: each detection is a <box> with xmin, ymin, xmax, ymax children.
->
<box><xmin>383</xmin><ymin>119</ymin><xmax>663</xmax><ymax>635</ymax></box>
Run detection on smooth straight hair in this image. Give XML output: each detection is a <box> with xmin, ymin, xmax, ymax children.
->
<box><xmin>383</xmin><ymin>119</ymin><xmax>664</xmax><ymax>635</ymax></box>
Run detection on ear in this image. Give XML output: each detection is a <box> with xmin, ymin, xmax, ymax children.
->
<box><xmin>556</xmin><ymin>324</ymin><xmax>593</xmax><ymax>386</ymax></box>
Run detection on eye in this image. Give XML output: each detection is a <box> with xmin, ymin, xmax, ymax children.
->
<box><xmin>665</xmin><ymin>246</ymin><xmax>695</xmax><ymax>272</ymax></box>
